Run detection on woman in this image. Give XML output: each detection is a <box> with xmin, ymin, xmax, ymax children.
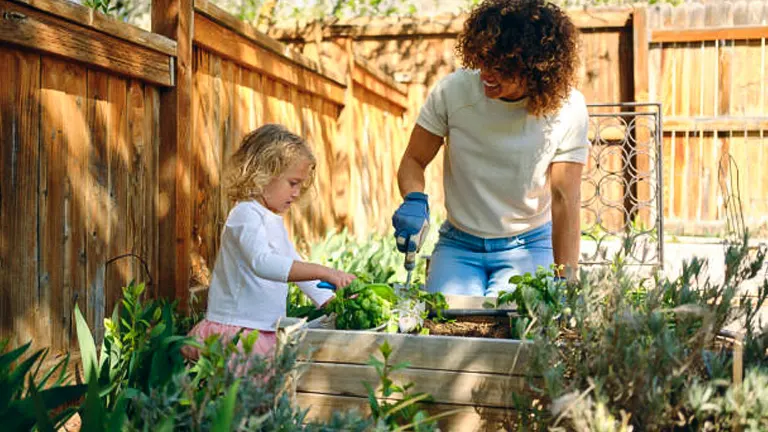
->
<box><xmin>392</xmin><ymin>0</ymin><xmax>589</xmax><ymax>296</ymax></box>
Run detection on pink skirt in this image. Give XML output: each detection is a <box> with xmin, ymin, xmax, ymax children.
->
<box><xmin>181</xmin><ymin>319</ymin><xmax>277</xmax><ymax>362</ymax></box>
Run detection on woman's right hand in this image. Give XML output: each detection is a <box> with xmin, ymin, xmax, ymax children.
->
<box><xmin>323</xmin><ymin>268</ymin><xmax>356</xmax><ymax>288</ymax></box>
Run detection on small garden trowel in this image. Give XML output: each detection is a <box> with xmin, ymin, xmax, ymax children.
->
<box><xmin>397</xmin><ymin>218</ymin><xmax>430</xmax><ymax>290</ymax></box>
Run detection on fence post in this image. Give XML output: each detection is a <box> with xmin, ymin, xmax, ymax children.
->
<box><xmin>631</xmin><ymin>6</ymin><xmax>655</xmax><ymax>231</ymax></box>
<box><xmin>152</xmin><ymin>0</ymin><xmax>194</xmax><ymax>308</ymax></box>
<box><xmin>633</xmin><ymin>6</ymin><xmax>649</xmax><ymax>104</ymax></box>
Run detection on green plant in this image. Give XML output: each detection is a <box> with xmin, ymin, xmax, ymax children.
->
<box><xmin>72</xmin><ymin>286</ymin><xmax>372</xmax><ymax>431</ymax></box>
<box><xmin>502</xmin><ymin>235</ymin><xmax>768</xmax><ymax>431</ymax></box>
<box><xmin>286</xmin><ymin>283</ymin><xmax>326</xmax><ymax>321</ymax></box>
<box><xmin>364</xmin><ymin>341</ymin><xmax>450</xmax><ymax>430</ymax></box>
<box><xmin>74</xmin><ymin>282</ymin><xmax>190</xmax><ymax>409</ymax></box>
<box><xmin>325</xmin><ymin>279</ymin><xmax>396</xmax><ymax>330</ymax></box>
<box><xmin>82</xmin><ymin>0</ymin><xmax>129</xmax><ymax>17</ymax></box>
<box><xmin>128</xmin><ymin>324</ymin><xmax>373</xmax><ymax>431</ymax></box>
<box><xmin>0</xmin><ymin>340</ymin><xmax>86</xmax><ymax>431</ymax></box>
<box><xmin>393</xmin><ymin>285</ymin><xmax>450</xmax><ymax>334</ymax></box>
<box><xmin>488</xmin><ymin>265</ymin><xmax>567</xmax><ymax>339</ymax></box>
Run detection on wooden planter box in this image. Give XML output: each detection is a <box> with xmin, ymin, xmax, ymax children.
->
<box><xmin>295</xmin><ymin>328</ymin><xmax>531</xmax><ymax>431</ymax></box>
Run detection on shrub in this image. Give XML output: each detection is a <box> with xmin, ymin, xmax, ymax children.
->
<box><xmin>504</xmin><ymin>236</ymin><xmax>768</xmax><ymax>431</ymax></box>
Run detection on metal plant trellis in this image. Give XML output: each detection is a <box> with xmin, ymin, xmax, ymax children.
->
<box><xmin>580</xmin><ymin>102</ymin><xmax>664</xmax><ymax>268</ymax></box>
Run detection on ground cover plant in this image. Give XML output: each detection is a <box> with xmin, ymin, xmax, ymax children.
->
<box><xmin>9</xmin><ymin>280</ymin><xmax>443</xmax><ymax>431</ymax></box>
<box><xmin>289</xmin><ymin>228</ymin><xmax>768</xmax><ymax>430</ymax></box>
<box><xmin>497</xmin><ymin>235</ymin><xmax>768</xmax><ymax>431</ymax></box>
<box><xmin>10</xmin><ymin>225</ymin><xmax>768</xmax><ymax>430</ymax></box>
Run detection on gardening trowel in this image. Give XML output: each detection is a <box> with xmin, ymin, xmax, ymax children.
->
<box><xmin>397</xmin><ymin>218</ymin><xmax>430</xmax><ymax>291</ymax></box>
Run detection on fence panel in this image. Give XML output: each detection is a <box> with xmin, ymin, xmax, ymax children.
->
<box><xmin>0</xmin><ymin>0</ymin><xmax>172</xmax><ymax>351</ymax></box>
<box><xmin>648</xmin><ymin>1</ymin><xmax>768</xmax><ymax>234</ymax></box>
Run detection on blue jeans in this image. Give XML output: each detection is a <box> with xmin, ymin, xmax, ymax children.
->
<box><xmin>426</xmin><ymin>221</ymin><xmax>554</xmax><ymax>297</ymax></box>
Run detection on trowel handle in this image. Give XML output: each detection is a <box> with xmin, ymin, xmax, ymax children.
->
<box><xmin>317</xmin><ymin>281</ymin><xmax>336</xmax><ymax>290</ymax></box>
<box><xmin>397</xmin><ymin>219</ymin><xmax>430</xmax><ymax>255</ymax></box>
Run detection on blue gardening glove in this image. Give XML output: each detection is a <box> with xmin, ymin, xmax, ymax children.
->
<box><xmin>392</xmin><ymin>192</ymin><xmax>430</xmax><ymax>253</ymax></box>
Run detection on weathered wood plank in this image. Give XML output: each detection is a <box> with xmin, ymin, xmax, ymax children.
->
<box><xmin>107</xmin><ymin>76</ymin><xmax>130</xmax><ymax>314</ymax></box>
<box><xmin>218</xmin><ymin>58</ymin><xmax>236</xmax><ymax>258</ymax></box>
<box><xmin>300</xmin><ymin>330</ymin><xmax>530</xmax><ymax>375</ymax></box>
<box><xmin>127</xmin><ymin>80</ymin><xmax>151</xmax><ymax>286</ymax></box>
<box><xmin>192</xmin><ymin>48</ymin><xmax>216</xmax><ymax>274</ymax></box>
<box><xmin>10</xmin><ymin>0</ymin><xmax>176</xmax><ymax>56</ymax></box>
<box><xmin>66</xmin><ymin>77</ymin><xmax>90</xmax><ymax>348</ymax></box>
<box><xmin>193</xmin><ymin>14</ymin><xmax>346</xmax><ymax>106</ymax></box>
<box><xmin>297</xmin><ymin>393</ymin><xmax>512</xmax><ymax>432</ymax></box>
<box><xmin>651</xmin><ymin>25</ymin><xmax>768</xmax><ymax>43</ymax></box>
<box><xmin>153</xmin><ymin>0</ymin><xmax>194</xmax><ymax>304</ymax></box>
<box><xmin>144</xmin><ymin>87</ymin><xmax>160</xmax><ymax>289</ymax></box>
<box><xmin>273</xmin><ymin>8</ymin><xmax>632</xmax><ymax>42</ymax></box>
<box><xmin>0</xmin><ymin>0</ymin><xmax>173</xmax><ymax>87</ymax></box>
<box><xmin>85</xmin><ymin>70</ymin><xmax>110</xmax><ymax>342</ymax></box>
<box><xmin>352</xmin><ymin>56</ymin><xmax>408</xmax><ymax>109</ymax></box>
<box><xmin>194</xmin><ymin>0</ymin><xmax>344</xmax><ymax>85</ymax></box>
<box><xmin>298</xmin><ymin>362</ymin><xmax>526</xmax><ymax>408</ymax></box>
<box><xmin>0</xmin><ymin>47</ymin><xmax>40</xmax><ymax>349</ymax></box>
<box><xmin>40</xmin><ymin>57</ymin><xmax>86</xmax><ymax>351</ymax></box>
<box><xmin>663</xmin><ymin>116</ymin><xmax>768</xmax><ymax>132</ymax></box>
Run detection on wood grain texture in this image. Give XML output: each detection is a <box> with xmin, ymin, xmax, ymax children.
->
<box><xmin>651</xmin><ymin>25</ymin><xmax>768</xmax><ymax>43</ymax></box>
<box><xmin>0</xmin><ymin>0</ymin><xmax>173</xmax><ymax>86</ymax></box>
<box><xmin>272</xmin><ymin>8</ymin><xmax>632</xmax><ymax>42</ymax></box>
<box><xmin>0</xmin><ymin>47</ymin><xmax>40</xmax><ymax>349</ymax></box>
<box><xmin>84</xmin><ymin>70</ymin><xmax>110</xmax><ymax>342</ymax></box>
<box><xmin>153</xmin><ymin>0</ymin><xmax>194</xmax><ymax>305</ymax></box>
<box><xmin>297</xmin><ymin>393</ymin><xmax>512</xmax><ymax>432</ymax></box>
<box><xmin>298</xmin><ymin>362</ymin><xmax>525</xmax><ymax>407</ymax></box>
<box><xmin>106</xmin><ymin>76</ymin><xmax>130</xmax><ymax>315</ymax></box>
<box><xmin>10</xmin><ymin>0</ymin><xmax>176</xmax><ymax>56</ymax></box>
<box><xmin>300</xmin><ymin>330</ymin><xmax>530</xmax><ymax>375</ymax></box>
<box><xmin>194</xmin><ymin>0</ymin><xmax>344</xmax><ymax>85</ymax></box>
<box><xmin>193</xmin><ymin>15</ymin><xmax>345</xmax><ymax>106</ymax></box>
<box><xmin>40</xmin><ymin>56</ymin><xmax>87</xmax><ymax>351</ymax></box>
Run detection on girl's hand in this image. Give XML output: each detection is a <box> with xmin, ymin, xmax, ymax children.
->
<box><xmin>324</xmin><ymin>268</ymin><xmax>356</xmax><ymax>289</ymax></box>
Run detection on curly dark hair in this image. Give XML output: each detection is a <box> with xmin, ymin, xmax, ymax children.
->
<box><xmin>456</xmin><ymin>0</ymin><xmax>580</xmax><ymax>116</ymax></box>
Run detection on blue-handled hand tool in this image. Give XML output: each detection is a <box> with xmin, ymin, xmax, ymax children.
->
<box><xmin>317</xmin><ymin>281</ymin><xmax>336</xmax><ymax>290</ymax></box>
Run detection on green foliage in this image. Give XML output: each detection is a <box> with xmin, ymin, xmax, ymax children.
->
<box><xmin>503</xmin><ymin>236</ymin><xmax>768</xmax><ymax>430</ymax></box>
<box><xmin>83</xmin><ymin>0</ymin><xmax>120</xmax><ymax>15</ymax></box>
<box><xmin>71</xmin><ymin>283</ymin><xmax>374</xmax><ymax>431</ymax></box>
<box><xmin>75</xmin><ymin>282</ymin><xmax>190</xmax><ymax>410</ymax></box>
<box><xmin>290</xmin><ymin>221</ymin><xmax>443</xmax><ymax>325</ymax></box>
<box><xmin>304</xmin><ymin>229</ymin><xmax>416</xmax><ymax>285</ymax></box>
<box><xmin>286</xmin><ymin>283</ymin><xmax>327</xmax><ymax>320</ymax></box>
<box><xmin>488</xmin><ymin>265</ymin><xmax>567</xmax><ymax>339</ymax></box>
<box><xmin>325</xmin><ymin>279</ymin><xmax>396</xmax><ymax>330</ymax></box>
<box><xmin>126</xmin><ymin>324</ymin><xmax>373</xmax><ymax>431</ymax></box>
<box><xmin>81</xmin><ymin>0</ymin><xmax>135</xmax><ymax>20</ymax></box>
<box><xmin>364</xmin><ymin>341</ymin><xmax>447</xmax><ymax>431</ymax></box>
<box><xmin>0</xmin><ymin>340</ymin><xmax>86</xmax><ymax>431</ymax></box>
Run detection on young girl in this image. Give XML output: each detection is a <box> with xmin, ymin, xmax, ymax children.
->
<box><xmin>184</xmin><ymin>124</ymin><xmax>355</xmax><ymax>360</ymax></box>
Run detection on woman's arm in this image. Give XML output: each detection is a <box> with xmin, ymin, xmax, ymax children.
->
<box><xmin>397</xmin><ymin>125</ymin><xmax>444</xmax><ymax>197</ymax></box>
<box><xmin>550</xmin><ymin>161</ymin><xmax>584</xmax><ymax>280</ymax></box>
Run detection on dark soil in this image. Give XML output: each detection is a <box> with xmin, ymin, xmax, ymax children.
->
<box><xmin>423</xmin><ymin>316</ymin><xmax>512</xmax><ymax>339</ymax></box>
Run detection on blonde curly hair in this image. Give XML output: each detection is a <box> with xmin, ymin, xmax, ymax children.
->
<box><xmin>226</xmin><ymin>124</ymin><xmax>316</xmax><ymax>204</ymax></box>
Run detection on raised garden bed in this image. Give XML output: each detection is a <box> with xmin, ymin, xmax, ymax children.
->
<box><xmin>295</xmin><ymin>296</ymin><xmax>530</xmax><ymax>431</ymax></box>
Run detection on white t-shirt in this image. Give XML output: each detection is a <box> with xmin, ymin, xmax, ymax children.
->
<box><xmin>417</xmin><ymin>69</ymin><xmax>591</xmax><ymax>238</ymax></box>
<box><xmin>205</xmin><ymin>200</ymin><xmax>334</xmax><ymax>331</ymax></box>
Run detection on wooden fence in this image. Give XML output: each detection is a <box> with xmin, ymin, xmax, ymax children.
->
<box><xmin>0</xmin><ymin>0</ymin><xmax>171</xmax><ymax>352</ymax></box>
<box><xmin>2</xmin><ymin>0</ymin><xmax>768</xmax><ymax>352</ymax></box>
<box><xmin>0</xmin><ymin>0</ymin><xmax>410</xmax><ymax>351</ymax></box>
<box><xmin>275</xmin><ymin>1</ymin><xmax>768</xmax><ymax>236</ymax></box>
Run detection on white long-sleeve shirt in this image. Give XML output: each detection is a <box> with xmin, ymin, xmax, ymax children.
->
<box><xmin>205</xmin><ymin>200</ymin><xmax>334</xmax><ymax>330</ymax></box>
